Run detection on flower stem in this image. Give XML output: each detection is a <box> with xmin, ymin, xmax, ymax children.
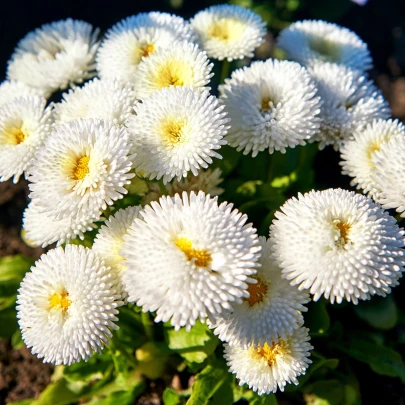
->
<box><xmin>141</xmin><ymin>311</ymin><xmax>154</xmax><ymax>341</ymax></box>
<box><xmin>220</xmin><ymin>59</ymin><xmax>231</xmax><ymax>84</ymax></box>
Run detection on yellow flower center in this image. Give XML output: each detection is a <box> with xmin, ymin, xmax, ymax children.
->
<box><xmin>160</xmin><ymin>118</ymin><xmax>189</xmax><ymax>146</ymax></box>
<box><xmin>72</xmin><ymin>156</ymin><xmax>90</xmax><ymax>181</ymax></box>
<box><xmin>175</xmin><ymin>237</ymin><xmax>212</xmax><ymax>267</ymax></box>
<box><xmin>261</xmin><ymin>96</ymin><xmax>277</xmax><ymax>112</ymax></box>
<box><xmin>4</xmin><ymin>125</ymin><xmax>28</xmax><ymax>145</ymax></box>
<box><xmin>250</xmin><ymin>340</ymin><xmax>290</xmax><ymax>366</ymax></box>
<box><xmin>244</xmin><ymin>277</ymin><xmax>268</xmax><ymax>306</ymax></box>
<box><xmin>49</xmin><ymin>290</ymin><xmax>71</xmax><ymax>313</ymax></box>
<box><xmin>155</xmin><ymin>59</ymin><xmax>194</xmax><ymax>89</ymax></box>
<box><xmin>366</xmin><ymin>141</ymin><xmax>381</xmax><ymax>167</ymax></box>
<box><xmin>333</xmin><ymin>219</ymin><xmax>351</xmax><ymax>246</ymax></box>
<box><xmin>209</xmin><ymin>18</ymin><xmax>244</xmax><ymax>42</ymax></box>
<box><xmin>309</xmin><ymin>37</ymin><xmax>340</xmax><ymax>62</ymax></box>
<box><xmin>141</xmin><ymin>43</ymin><xmax>155</xmax><ymax>58</ymax></box>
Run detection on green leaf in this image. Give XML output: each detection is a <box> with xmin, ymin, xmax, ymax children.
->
<box><xmin>7</xmin><ymin>400</ymin><xmax>34</xmax><ymax>405</ymax></box>
<box><xmin>163</xmin><ymin>388</ymin><xmax>189</xmax><ymax>405</ymax></box>
<box><xmin>31</xmin><ymin>379</ymin><xmax>80</xmax><ymax>405</ymax></box>
<box><xmin>354</xmin><ymin>295</ymin><xmax>398</xmax><ymax>330</ymax></box>
<box><xmin>0</xmin><ymin>307</ymin><xmax>18</xmax><ymax>338</ymax></box>
<box><xmin>86</xmin><ymin>389</ymin><xmax>139</xmax><ymax>405</ymax></box>
<box><xmin>211</xmin><ymin>145</ymin><xmax>241</xmax><ymax>177</ymax></box>
<box><xmin>303</xmin><ymin>379</ymin><xmax>360</xmax><ymax>405</ymax></box>
<box><xmin>305</xmin><ymin>299</ymin><xmax>330</xmax><ymax>336</ymax></box>
<box><xmin>164</xmin><ymin>321</ymin><xmax>219</xmax><ymax>363</ymax></box>
<box><xmin>0</xmin><ymin>255</ymin><xmax>34</xmax><ymax>297</ymax></box>
<box><xmin>187</xmin><ymin>359</ymin><xmax>229</xmax><ymax>405</ymax></box>
<box><xmin>249</xmin><ymin>393</ymin><xmax>278</xmax><ymax>405</ymax></box>
<box><xmin>333</xmin><ymin>335</ymin><xmax>405</xmax><ymax>382</ymax></box>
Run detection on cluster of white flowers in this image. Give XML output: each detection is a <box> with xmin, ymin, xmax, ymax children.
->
<box><xmin>2</xmin><ymin>4</ymin><xmax>404</xmax><ymax>399</ymax></box>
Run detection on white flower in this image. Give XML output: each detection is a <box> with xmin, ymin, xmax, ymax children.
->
<box><xmin>277</xmin><ymin>20</ymin><xmax>372</xmax><ymax>71</ymax></box>
<box><xmin>219</xmin><ymin>59</ymin><xmax>321</xmax><ymax>156</ymax></box>
<box><xmin>371</xmin><ymin>136</ymin><xmax>405</xmax><ymax>217</ymax></box>
<box><xmin>97</xmin><ymin>12</ymin><xmax>197</xmax><ymax>83</ymax></box>
<box><xmin>190</xmin><ymin>4</ymin><xmax>266</xmax><ymax>61</ymax></box>
<box><xmin>209</xmin><ymin>237</ymin><xmax>309</xmax><ymax>348</ymax></box>
<box><xmin>17</xmin><ymin>244</ymin><xmax>122</xmax><ymax>365</ymax></box>
<box><xmin>142</xmin><ymin>168</ymin><xmax>224</xmax><ymax>205</ymax></box>
<box><xmin>0</xmin><ymin>96</ymin><xmax>53</xmax><ymax>183</ymax></box>
<box><xmin>0</xmin><ymin>80</ymin><xmax>46</xmax><ymax>107</ymax></box>
<box><xmin>28</xmin><ymin>118</ymin><xmax>135</xmax><ymax>223</ymax></box>
<box><xmin>270</xmin><ymin>189</ymin><xmax>405</xmax><ymax>304</ymax></box>
<box><xmin>121</xmin><ymin>191</ymin><xmax>261</xmax><ymax>331</ymax></box>
<box><xmin>340</xmin><ymin>119</ymin><xmax>405</xmax><ymax>199</ymax></box>
<box><xmin>224</xmin><ymin>326</ymin><xmax>313</xmax><ymax>394</ymax></box>
<box><xmin>7</xmin><ymin>19</ymin><xmax>99</xmax><ymax>97</ymax></box>
<box><xmin>135</xmin><ymin>41</ymin><xmax>213</xmax><ymax>100</ymax></box>
<box><xmin>23</xmin><ymin>201</ymin><xmax>98</xmax><ymax>248</ymax></box>
<box><xmin>308</xmin><ymin>63</ymin><xmax>390</xmax><ymax>150</ymax></box>
<box><xmin>53</xmin><ymin>78</ymin><xmax>138</xmax><ymax>127</ymax></box>
<box><xmin>126</xmin><ymin>86</ymin><xmax>228</xmax><ymax>184</ymax></box>
<box><xmin>93</xmin><ymin>206</ymin><xmax>142</xmax><ymax>298</ymax></box>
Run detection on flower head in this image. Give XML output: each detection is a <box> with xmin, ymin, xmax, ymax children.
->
<box><xmin>277</xmin><ymin>20</ymin><xmax>372</xmax><ymax>71</ymax></box>
<box><xmin>135</xmin><ymin>41</ymin><xmax>213</xmax><ymax>99</ymax></box>
<box><xmin>190</xmin><ymin>5</ymin><xmax>266</xmax><ymax>61</ymax></box>
<box><xmin>97</xmin><ymin>12</ymin><xmax>197</xmax><ymax>83</ymax></box>
<box><xmin>54</xmin><ymin>78</ymin><xmax>137</xmax><ymax>127</ymax></box>
<box><xmin>308</xmin><ymin>63</ymin><xmax>390</xmax><ymax>150</ymax></box>
<box><xmin>121</xmin><ymin>191</ymin><xmax>261</xmax><ymax>330</ymax></box>
<box><xmin>0</xmin><ymin>96</ymin><xmax>53</xmax><ymax>183</ymax></box>
<box><xmin>0</xmin><ymin>80</ymin><xmax>46</xmax><ymax>107</ymax></box>
<box><xmin>126</xmin><ymin>86</ymin><xmax>228</xmax><ymax>183</ymax></box>
<box><xmin>224</xmin><ymin>326</ymin><xmax>313</xmax><ymax>394</ymax></box>
<box><xmin>270</xmin><ymin>189</ymin><xmax>405</xmax><ymax>304</ymax></box>
<box><xmin>340</xmin><ymin>119</ymin><xmax>405</xmax><ymax>199</ymax></box>
<box><xmin>17</xmin><ymin>245</ymin><xmax>122</xmax><ymax>365</ymax></box>
<box><xmin>7</xmin><ymin>19</ymin><xmax>99</xmax><ymax>97</ymax></box>
<box><xmin>28</xmin><ymin>119</ymin><xmax>135</xmax><ymax>222</ymax></box>
<box><xmin>219</xmin><ymin>59</ymin><xmax>321</xmax><ymax>156</ymax></box>
<box><xmin>209</xmin><ymin>237</ymin><xmax>309</xmax><ymax>348</ymax></box>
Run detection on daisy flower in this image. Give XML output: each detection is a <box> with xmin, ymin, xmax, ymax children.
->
<box><xmin>209</xmin><ymin>237</ymin><xmax>309</xmax><ymax>348</ymax></box>
<box><xmin>340</xmin><ymin>119</ymin><xmax>405</xmax><ymax>199</ymax></box>
<box><xmin>190</xmin><ymin>5</ymin><xmax>266</xmax><ymax>61</ymax></box>
<box><xmin>219</xmin><ymin>59</ymin><xmax>321</xmax><ymax>156</ymax></box>
<box><xmin>371</xmin><ymin>136</ymin><xmax>405</xmax><ymax>217</ymax></box>
<box><xmin>277</xmin><ymin>20</ymin><xmax>372</xmax><ymax>71</ymax></box>
<box><xmin>28</xmin><ymin>118</ymin><xmax>135</xmax><ymax>222</ymax></box>
<box><xmin>23</xmin><ymin>201</ymin><xmax>98</xmax><ymax>248</ymax></box>
<box><xmin>93</xmin><ymin>206</ymin><xmax>142</xmax><ymax>298</ymax></box>
<box><xmin>126</xmin><ymin>86</ymin><xmax>228</xmax><ymax>184</ymax></box>
<box><xmin>270</xmin><ymin>189</ymin><xmax>405</xmax><ymax>304</ymax></box>
<box><xmin>17</xmin><ymin>245</ymin><xmax>122</xmax><ymax>365</ymax></box>
<box><xmin>0</xmin><ymin>96</ymin><xmax>53</xmax><ymax>183</ymax></box>
<box><xmin>224</xmin><ymin>326</ymin><xmax>313</xmax><ymax>394</ymax></box>
<box><xmin>97</xmin><ymin>12</ymin><xmax>197</xmax><ymax>83</ymax></box>
<box><xmin>135</xmin><ymin>41</ymin><xmax>213</xmax><ymax>100</ymax></box>
<box><xmin>53</xmin><ymin>78</ymin><xmax>137</xmax><ymax>127</ymax></box>
<box><xmin>121</xmin><ymin>191</ymin><xmax>261</xmax><ymax>331</ymax></box>
<box><xmin>308</xmin><ymin>62</ymin><xmax>390</xmax><ymax>150</ymax></box>
<box><xmin>0</xmin><ymin>80</ymin><xmax>46</xmax><ymax>107</ymax></box>
<box><xmin>142</xmin><ymin>168</ymin><xmax>224</xmax><ymax>205</ymax></box>
<box><xmin>7</xmin><ymin>19</ymin><xmax>99</xmax><ymax>97</ymax></box>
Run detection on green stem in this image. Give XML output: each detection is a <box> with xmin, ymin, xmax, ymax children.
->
<box><xmin>220</xmin><ymin>59</ymin><xmax>231</xmax><ymax>84</ymax></box>
<box><xmin>141</xmin><ymin>311</ymin><xmax>154</xmax><ymax>341</ymax></box>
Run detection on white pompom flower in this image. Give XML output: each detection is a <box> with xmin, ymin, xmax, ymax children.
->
<box><xmin>308</xmin><ymin>63</ymin><xmax>390</xmax><ymax>150</ymax></box>
<box><xmin>93</xmin><ymin>206</ymin><xmax>142</xmax><ymax>298</ymax></box>
<box><xmin>371</xmin><ymin>136</ymin><xmax>405</xmax><ymax>217</ymax></box>
<box><xmin>97</xmin><ymin>12</ymin><xmax>197</xmax><ymax>83</ymax></box>
<box><xmin>270</xmin><ymin>189</ymin><xmax>405</xmax><ymax>304</ymax></box>
<box><xmin>135</xmin><ymin>41</ymin><xmax>213</xmax><ymax>100</ymax></box>
<box><xmin>190</xmin><ymin>4</ymin><xmax>266</xmax><ymax>61</ymax></box>
<box><xmin>126</xmin><ymin>86</ymin><xmax>228</xmax><ymax>184</ymax></box>
<box><xmin>7</xmin><ymin>19</ymin><xmax>99</xmax><ymax>97</ymax></box>
<box><xmin>23</xmin><ymin>201</ymin><xmax>98</xmax><ymax>248</ymax></box>
<box><xmin>0</xmin><ymin>80</ymin><xmax>46</xmax><ymax>107</ymax></box>
<box><xmin>29</xmin><ymin>118</ymin><xmax>135</xmax><ymax>223</ymax></box>
<box><xmin>209</xmin><ymin>237</ymin><xmax>309</xmax><ymax>348</ymax></box>
<box><xmin>340</xmin><ymin>119</ymin><xmax>405</xmax><ymax>199</ymax></box>
<box><xmin>0</xmin><ymin>96</ymin><xmax>53</xmax><ymax>183</ymax></box>
<box><xmin>219</xmin><ymin>59</ymin><xmax>321</xmax><ymax>156</ymax></box>
<box><xmin>17</xmin><ymin>244</ymin><xmax>123</xmax><ymax>365</ymax></box>
<box><xmin>277</xmin><ymin>20</ymin><xmax>372</xmax><ymax>71</ymax></box>
<box><xmin>121</xmin><ymin>191</ymin><xmax>261</xmax><ymax>331</ymax></box>
<box><xmin>224</xmin><ymin>326</ymin><xmax>313</xmax><ymax>394</ymax></box>
<box><xmin>54</xmin><ymin>78</ymin><xmax>138</xmax><ymax>127</ymax></box>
